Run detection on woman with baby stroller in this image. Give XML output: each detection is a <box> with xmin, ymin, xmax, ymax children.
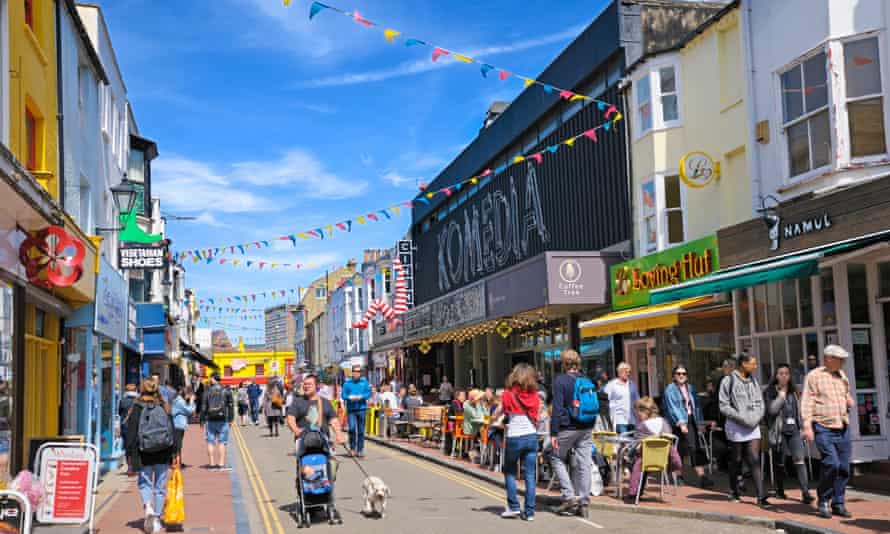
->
<box><xmin>286</xmin><ymin>374</ymin><xmax>346</xmax><ymax>528</ymax></box>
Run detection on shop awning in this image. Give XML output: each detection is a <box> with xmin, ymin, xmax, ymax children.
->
<box><xmin>579</xmin><ymin>296</ymin><xmax>713</xmax><ymax>338</ymax></box>
<box><xmin>180</xmin><ymin>340</ymin><xmax>218</xmax><ymax>369</ymax></box>
<box><xmin>649</xmin><ymin>231</ymin><xmax>890</xmax><ymax>305</ymax></box>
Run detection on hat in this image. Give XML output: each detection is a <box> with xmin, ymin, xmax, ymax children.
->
<box><xmin>823</xmin><ymin>344</ymin><xmax>849</xmax><ymax>359</ymax></box>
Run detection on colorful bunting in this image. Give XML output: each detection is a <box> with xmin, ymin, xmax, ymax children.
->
<box><xmin>431</xmin><ymin>47</ymin><xmax>449</xmax><ymax>62</ymax></box>
<box><xmin>309</xmin><ymin>1</ymin><xmax>328</xmax><ymax>20</ymax></box>
<box><xmin>480</xmin><ymin>64</ymin><xmax>494</xmax><ymax>78</ymax></box>
<box><xmin>352</xmin><ymin>10</ymin><xmax>373</xmax><ymax>27</ymax></box>
<box><xmin>384</xmin><ymin>28</ymin><xmax>401</xmax><ymax>43</ymax></box>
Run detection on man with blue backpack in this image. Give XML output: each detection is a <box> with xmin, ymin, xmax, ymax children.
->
<box><xmin>550</xmin><ymin>350</ymin><xmax>598</xmax><ymax>518</ymax></box>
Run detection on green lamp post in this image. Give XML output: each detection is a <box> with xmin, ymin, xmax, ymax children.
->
<box><xmin>111</xmin><ymin>177</ymin><xmax>163</xmax><ymax>244</ymax></box>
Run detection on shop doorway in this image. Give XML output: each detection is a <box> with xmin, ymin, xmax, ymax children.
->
<box><xmin>623</xmin><ymin>339</ymin><xmax>656</xmax><ymax>397</ymax></box>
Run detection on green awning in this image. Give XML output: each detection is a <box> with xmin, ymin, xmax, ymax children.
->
<box><xmin>650</xmin><ymin>231</ymin><xmax>890</xmax><ymax>305</ymax></box>
<box><xmin>650</xmin><ymin>260</ymin><xmax>817</xmax><ymax>304</ymax></box>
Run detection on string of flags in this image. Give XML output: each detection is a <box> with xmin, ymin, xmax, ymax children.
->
<box><xmin>199</xmin><ymin>289</ymin><xmax>304</xmax><ymax>305</ymax></box>
<box><xmin>175</xmin><ymin>204</ymin><xmax>409</xmax><ymax>261</ymax></box>
<box><xmin>286</xmin><ymin>0</ymin><xmax>619</xmax><ymax>110</ymax></box>
<box><xmin>177</xmin><ymin>118</ymin><xmax>620</xmax><ymax>265</ymax></box>
<box><xmin>199</xmin><ymin>314</ymin><xmax>263</xmax><ymax>321</ymax></box>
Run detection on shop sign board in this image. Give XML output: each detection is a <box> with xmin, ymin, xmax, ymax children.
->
<box><xmin>119</xmin><ymin>244</ymin><xmax>168</xmax><ymax>270</ymax></box>
<box><xmin>36</xmin><ymin>443</ymin><xmax>98</xmax><ymax>526</ymax></box>
<box><xmin>679</xmin><ymin>151</ymin><xmax>720</xmax><ymax>188</ymax></box>
<box><xmin>0</xmin><ymin>490</ymin><xmax>31</xmax><ymax>534</ymax></box>
<box><xmin>610</xmin><ymin>234</ymin><xmax>720</xmax><ymax>310</ymax></box>
<box><xmin>95</xmin><ymin>258</ymin><xmax>128</xmax><ymax>342</ymax></box>
<box><xmin>430</xmin><ymin>281</ymin><xmax>486</xmax><ymax>334</ymax></box>
<box><xmin>546</xmin><ymin>252</ymin><xmax>613</xmax><ymax>305</ymax></box>
<box><xmin>397</xmin><ymin>240</ymin><xmax>415</xmax><ymax>309</ymax></box>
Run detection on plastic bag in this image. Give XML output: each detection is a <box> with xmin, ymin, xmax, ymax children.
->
<box><xmin>163</xmin><ymin>467</ymin><xmax>185</xmax><ymax>526</ymax></box>
<box><xmin>590</xmin><ymin>465</ymin><xmax>603</xmax><ymax>497</ymax></box>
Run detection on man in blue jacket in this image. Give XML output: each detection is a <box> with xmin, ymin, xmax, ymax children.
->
<box><xmin>247</xmin><ymin>380</ymin><xmax>262</xmax><ymax>425</ymax></box>
<box><xmin>341</xmin><ymin>365</ymin><xmax>372</xmax><ymax>457</ymax></box>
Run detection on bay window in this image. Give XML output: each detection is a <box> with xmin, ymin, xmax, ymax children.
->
<box><xmin>781</xmin><ymin>52</ymin><xmax>830</xmax><ymax>177</ymax></box>
<box><xmin>844</xmin><ymin>36</ymin><xmax>886</xmax><ymax>158</ymax></box>
<box><xmin>634</xmin><ymin>62</ymin><xmax>681</xmax><ymax>136</ymax></box>
<box><xmin>639</xmin><ymin>174</ymin><xmax>685</xmax><ymax>253</ymax></box>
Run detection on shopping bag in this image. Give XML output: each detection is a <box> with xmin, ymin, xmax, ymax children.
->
<box><xmin>163</xmin><ymin>467</ymin><xmax>185</xmax><ymax>525</ymax></box>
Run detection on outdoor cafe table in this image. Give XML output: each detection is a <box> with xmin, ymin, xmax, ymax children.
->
<box><xmin>603</xmin><ymin>435</ymin><xmax>638</xmax><ymax>499</ymax></box>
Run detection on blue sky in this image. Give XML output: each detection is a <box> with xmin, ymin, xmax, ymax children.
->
<box><xmin>101</xmin><ymin>0</ymin><xmax>609</xmax><ymax>341</ymax></box>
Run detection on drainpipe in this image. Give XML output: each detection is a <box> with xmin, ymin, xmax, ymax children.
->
<box><xmin>619</xmin><ymin>78</ymin><xmax>635</xmax><ymax>261</ymax></box>
<box><xmin>54</xmin><ymin>0</ymin><xmax>66</xmax><ymax>211</ymax></box>
<box><xmin>740</xmin><ymin>0</ymin><xmax>763</xmax><ymax>216</ymax></box>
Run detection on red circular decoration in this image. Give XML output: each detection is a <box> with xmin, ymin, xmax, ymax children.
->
<box><xmin>18</xmin><ymin>226</ymin><xmax>85</xmax><ymax>288</ymax></box>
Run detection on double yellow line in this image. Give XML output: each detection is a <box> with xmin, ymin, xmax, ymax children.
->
<box><xmin>232</xmin><ymin>425</ymin><xmax>285</xmax><ymax>534</ymax></box>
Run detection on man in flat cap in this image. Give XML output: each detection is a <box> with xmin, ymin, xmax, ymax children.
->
<box><xmin>801</xmin><ymin>345</ymin><xmax>854</xmax><ymax>519</ymax></box>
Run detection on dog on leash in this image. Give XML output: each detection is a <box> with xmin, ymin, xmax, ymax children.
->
<box><xmin>361</xmin><ymin>476</ymin><xmax>390</xmax><ymax>518</ymax></box>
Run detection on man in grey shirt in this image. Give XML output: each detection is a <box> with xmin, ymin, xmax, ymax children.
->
<box><xmin>438</xmin><ymin>376</ymin><xmax>454</xmax><ymax>405</ymax></box>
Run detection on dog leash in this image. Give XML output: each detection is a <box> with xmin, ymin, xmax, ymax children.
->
<box><xmin>340</xmin><ymin>443</ymin><xmax>372</xmax><ymax>479</ymax></box>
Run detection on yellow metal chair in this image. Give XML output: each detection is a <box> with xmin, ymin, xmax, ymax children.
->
<box><xmin>635</xmin><ymin>437</ymin><xmax>671</xmax><ymax>505</ymax></box>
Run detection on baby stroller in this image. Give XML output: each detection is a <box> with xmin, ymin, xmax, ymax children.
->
<box><xmin>293</xmin><ymin>430</ymin><xmax>342</xmax><ymax>528</ymax></box>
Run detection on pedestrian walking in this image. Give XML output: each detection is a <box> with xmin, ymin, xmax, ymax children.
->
<box><xmin>263</xmin><ymin>377</ymin><xmax>286</xmax><ymax>437</ymax></box>
<box><xmin>171</xmin><ymin>386</ymin><xmax>196</xmax><ymax>466</ymax></box>
<box><xmin>247</xmin><ymin>380</ymin><xmax>262</xmax><ymax>425</ymax></box>
<box><xmin>764</xmin><ymin>364</ymin><xmax>813</xmax><ymax>504</ymax></box>
<box><xmin>719</xmin><ymin>354</ymin><xmax>769</xmax><ymax>507</ymax></box>
<box><xmin>125</xmin><ymin>379</ymin><xmax>175</xmax><ymax>534</ymax></box>
<box><xmin>438</xmin><ymin>376</ymin><xmax>454</xmax><ymax>405</ymax></box>
<box><xmin>119</xmin><ymin>383</ymin><xmax>139</xmax><ymax>474</ymax></box>
<box><xmin>549</xmin><ymin>349</ymin><xmax>597</xmax><ymax>518</ymax></box>
<box><xmin>495</xmin><ymin>363</ymin><xmax>540</xmax><ymax>521</ymax></box>
<box><xmin>602</xmin><ymin>362</ymin><xmax>641</xmax><ymax>434</ymax></box>
<box><xmin>663</xmin><ymin>364</ymin><xmax>714</xmax><ymax>489</ymax></box>
<box><xmin>341</xmin><ymin>365</ymin><xmax>371</xmax><ymax>457</ymax></box>
<box><xmin>237</xmin><ymin>382</ymin><xmax>249</xmax><ymax>426</ymax></box>
<box><xmin>801</xmin><ymin>344</ymin><xmax>854</xmax><ymax>519</ymax></box>
<box><xmin>201</xmin><ymin>373</ymin><xmax>234</xmax><ymax>470</ymax></box>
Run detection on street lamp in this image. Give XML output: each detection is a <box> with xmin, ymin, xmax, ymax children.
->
<box><xmin>111</xmin><ymin>175</ymin><xmax>139</xmax><ymax>216</ymax></box>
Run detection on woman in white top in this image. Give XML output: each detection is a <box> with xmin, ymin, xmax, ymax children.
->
<box><xmin>603</xmin><ymin>362</ymin><xmax>640</xmax><ymax>434</ymax></box>
<box><xmin>494</xmin><ymin>363</ymin><xmax>541</xmax><ymax>522</ymax></box>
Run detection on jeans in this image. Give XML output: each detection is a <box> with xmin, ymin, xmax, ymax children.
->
<box><xmin>138</xmin><ymin>463</ymin><xmax>168</xmax><ymax>515</ymax></box>
<box><xmin>348</xmin><ymin>410</ymin><xmax>366</xmax><ymax>453</ymax></box>
<box><xmin>503</xmin><ymin>433</ymin><xmax>538</xmax><ymax>517</ymax></box>
<box><xmin>249</xmin><ymin>400</ymin><xmax>260</xmax><ymax>423</ymax></box>
<box><xmin>813</xmin><ymin>424</ymin><xmax>851</xmax><ymax>507</ymax></box>
<box><xmin>205</xmin><ymin>420</ymin><xmax>230</xmax><ymax>444</ymax></box>
<box><xmin>550</xmin><ymin>428</ymin><xmax>593</xmax><ymax>504</ymax></box>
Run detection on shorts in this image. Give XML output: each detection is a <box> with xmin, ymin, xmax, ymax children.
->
<box><xmin>174</xmin><ymin>428</ymin><xmax>185</xmax><ymax>453</ymax></box>
<box><xmin>205</xmin><ymin>420</ymin><xmax>230</xmax><ymax>445</ymax></box>
<box><xmin>238</xmin><ymin>403</ymin><xmax>248</xmax><ymax>416</ymax></box>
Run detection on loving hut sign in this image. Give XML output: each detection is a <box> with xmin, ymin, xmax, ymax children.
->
<box><xmin>611</xmin><ymin>235</ymin><xmax>720</xmax><ymax>310</ymax></box>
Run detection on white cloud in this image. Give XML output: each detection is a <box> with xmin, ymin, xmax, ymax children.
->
<box><xmin>238</xmin><ymin>0</ymin><xmax>338</xmax><ymax>60</ymax></box>
<box><xmin>381</xmin><ymin>171</ymin><xmax>422</xmax><ymax>188</ymax></box>
<box><xmin>295</xmin><ymin>26</ymin><xmax>584</xmax><ymax>88</ymax></box>
<box><xmin>231</xmin><ymin>149</ymin><xmax>368</xmax><ymax>199</ymax></box>
<box><xmin>153</xmin><ymin>157</ymin><xmax>274</xmax><ymax>213</ymax></box>
<box><xmin>294</xmin><ymin>102</ymin><xmax>338</xmax><ymax>114</ymax></box>
<box><xmin>193</xmin><ymin>212</ymin><xmax>229</xmax><ymax>228</ymax></box>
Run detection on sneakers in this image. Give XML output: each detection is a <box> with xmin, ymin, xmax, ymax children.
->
<box><xmin>757</xmin><ymin>498</ymin><xmax>773</xmax><ymax>509</ymax></box>
<box><xmin>554</xmin><ymin>497</ymin><xmax>579</xmax><ymax>515</ymax></box>
<box><xmin>500</xmin><ymin>509</ymin><xmax>521</xmax><ymax>519</ymax></box>
<box><xmin>151</xmin><ymin>516</ymin><xmax>162</xmax><ymax>534</ymax></box>
<box><xmin>520</xmin><ymin>513</ymin><xmax>534</xmax><ymax>522</ymax></box>
<box><xmin>143</xmin><ymin>506</ymin><xmax>154</xmax><ymax>534</ymax></box>
<box><xmin>831</xmin><ymin>506</ymin><xmax>853</xmax><ymax>518</ymax></box>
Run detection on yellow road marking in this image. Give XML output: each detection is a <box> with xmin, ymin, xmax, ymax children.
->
<box><xmin>230</xmin><ymin>424</ymin><xmax>274</xmax><ymax>534</ymax></box>
<box><xmin>232</xmin><ymin>425</ymin><xmax>286</xmax><ymax>534</ymax></box>
<box><xmin>374</xmin><ymin>444</ymin><xmax>505</xmax><ymax>502</ymax></box>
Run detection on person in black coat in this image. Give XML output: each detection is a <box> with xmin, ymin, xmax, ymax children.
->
<box><xmin>125</xmin><ymin>379</ymin><xmax>175</xmax><ymax>534</ymax></box>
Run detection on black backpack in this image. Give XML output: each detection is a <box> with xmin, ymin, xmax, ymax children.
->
<box><xmin>138</xmin><ymin>403</ymin><xmax>174</xmax><ymax>453</ymax></box>
<box><xmin>206</xmin><ymin>386</ymin><xmax>227</xmax><ymax>420</ymax></box>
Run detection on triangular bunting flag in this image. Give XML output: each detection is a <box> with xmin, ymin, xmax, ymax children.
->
<box><xmin>309</xmin><ymin>2</ymin><xmax>329</xmax><ymax>20</ymax></box>
<box><xmin>405</xmin><ymin>38</ymin><xmax>425</xmax><ymax>47</ymax></box>
<box><xmin>480</xmin><ymin>64</ymin><xmax>494</xmax><ymax>78</ymax></box>
<box><xmin>431</xmin><ymin>47</ymin><xmax>449</xmax><ymax>62</ymax></box>
<box><xmin>498</xmin><ymin>70</ymin><xmax>510</xmax><ymax>81</ymax></box>
<box><xmin>583</xmin><ymin>129</ymin><xmax>598</xmax><ymax>142</ymax></box>
<box><xmin>453</xmin><ymin>53</ymin><xmax>473</xmax><ymax>64</ymax></box>
<box><xmin>384</xmin><ymin>29</ymin><xmax>401</xmax><ymax>43</ymax></box>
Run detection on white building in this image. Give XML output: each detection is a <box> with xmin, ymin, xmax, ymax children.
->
<box><xmin>739</xmin><ymin>0</ymin><xmax>890</xmax><ymax>462</ymax></box>
<box><xmin>327</xmin><ymin>282</ymin><xmax>366</xmax><ymax>368</ymax></box>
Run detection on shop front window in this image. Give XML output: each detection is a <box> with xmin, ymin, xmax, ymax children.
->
<box><xmin>857</xmin><ymin>392</ymin><xmax>881</xmax><ymax>436</ymax></box>
<box><xmin>821</xmin><ymin>269</ymin><xmax>836</xmax><ymax>325</ymax></box>
<box><xmin>737</xmin><ymin>289</ymin><xmax>751</xmax><ymax>336</ymax></box>
<box><xmin>852</xmin><ymin>329</ymin><xmax>875</xmax><ymax>389</ymax></box>
<box><xmin>848</xmin><ymin>264</ymin><xmax>870</xmax><ymax>324</ymax></box>
<box><xmin>782</xmin><ymin>279</ymin><xmax>799</xmax><ymax>329</ymax></box>
<box><xmin>0</xmin><ymin>283</ymin><xmax>15</xmax><ymax>478</ymax></box>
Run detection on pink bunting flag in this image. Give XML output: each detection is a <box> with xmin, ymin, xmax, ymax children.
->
<box><xmin>498</xmin><ymin>70</ymin><xmax>510</xmax><ymax>81</ymax></box>
<box><xmin>259</xmin><ymin>262</ymin><xmax>265</xmax><ymax>269</ymax></box>
<box><xmin>432</xmin><ymin>47</ymin><xmax>449</xmax><ymax>62</ymax></box>
<box><xmin>559</xmin><ymin>90</ymin><xmax>573</xmax><ymax>100</ymax></box>
<box><xmin>605</xmin><ymin>105</ymin><xmax>618</xmax><ymax>119</ymax></box>
<box><xmin>281</xmin><ymin>290</ymin><xmax>286</xmax><ymax>297</ymax></box>
<box><xmin>481</xmin><ymin>168</ymin><xmax>492</xmax><ymax>177</ymax></box>
<box><xmin>336</xmin><ymin>222</ymin><xmax>347</xmax><ymax>231</ymax></box>
<box><xmin>220</xmin><ymin>259</ymin><xmax>227</xmax><ymax>264</ymax></box>
<box><xmin>368</xmin><ymin>213</ymin><xmax>379</xmax><ymax>221</ymax></box>
<box><xmin>583</xmin><ymin>128</ymin><xmax>598</xmax><ymax>142</ymax></box>
<box><xmin>443</xmin><ymin>187</ymin><xmax>452</xmax><ymax>197</ymax></box>
<box><xmin>307</xmin><ymin>230</ymin><xmax>320</xmax><ymax>238</ymax></box>
<box><xmin>530</xmin><ymin>152</ymin><xmax>544</xmax><ymax>165</ymax></box>
<box><xmin>401</xmin><ymin>201</ymin><xmax>414</xmax><ymax>207</ymax></box>
<box><xmin>352</xmin><ymin>10</ymin><xmax>373</xmax><ymax>27</ymax></box>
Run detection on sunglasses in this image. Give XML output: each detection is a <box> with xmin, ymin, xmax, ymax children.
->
<box><xmin>674</xmin><ymin>371</ymin><xmax>687</xmax><ymax>376</ymax></box>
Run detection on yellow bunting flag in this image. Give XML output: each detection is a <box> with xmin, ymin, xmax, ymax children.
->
<box><xmin>453</xmin><ymin>53</ymin><xmax>473</xmax><ymax>64</ymax></box>
<box><xmin>271</xmin><ymin>263</ymin><xmax>278</xmax><ymax>268</ymax></box>
<box><xmin>233</xmin><ymin>260</ymin><xmax>240</xmax><ymax>266</ymax></box>
<box><xmin>564</xmin><ymin>137</ymin><xmax>577</xmax><ymax>147</ymax></box>
<box><xmin>613</xmin><ymin>112</ymin><xmax>623</xmax><ymax>122</ymax></box>
<box><xmin>325</xmin><ymin>224</ymin><xmax>334</xmax><ymax>236</ymax></box>
<box><xmin>298</xmin><ymin>232</ymin><xmax>309</xmax><ymax>239</ymax></box>
<box><xmin>283</xmin><ymin>0</ymin><xmax>292</xmax><ymax>6</ymax></box>
<box><xmin>384</xmin><ymin>29</ymin><xmax>401</xmax><ymax>43</ymax></box>
<box><xmin>391</xmin><ymin>206</ymin><xmax>401</xmax><ymax>215</ymax></box>
<box><xmin>425</xmin><ymin>192</ymin><xmax>434</xmax><ymax>199</ymax></box>
<box><xmin>512</xmin><ymin>155</ymin><xmax>525</xmax><ymax>164</ymax></box>
<box><xmin>357</xmin><ymin>216</ymin><xmax>366</xmax><ymax>224</ymax></box>
<box><xmin>523</xmin><ymin>78</ymin><xmax>535</xmax><ymax>88</ymax></box>
<box><xmin>570</xmin><ymin>94</ymin><xmax>588</xmax><ymax>102</ymax></box>
<box><xmin>470</xmin><ymin>177</ymin><xmax>478</xmax><ymax>185</ymax></box>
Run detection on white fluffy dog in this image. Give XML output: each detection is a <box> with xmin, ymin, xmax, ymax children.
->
<box><xmin>361</xmin><ymin>476</ymin><xmax>390</xmax><ymax>518</ymax></box>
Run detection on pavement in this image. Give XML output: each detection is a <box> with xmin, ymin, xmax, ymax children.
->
<box><xmin>366</xmin><ymin>434</ymin><xmax>890</xmax><ymax>534</ymax></box>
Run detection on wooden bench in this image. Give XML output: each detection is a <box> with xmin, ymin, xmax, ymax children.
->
<box><xmin>409</xmin><ymin>406</ymin><xmax>444</xmax><ymax>443</ymax></box>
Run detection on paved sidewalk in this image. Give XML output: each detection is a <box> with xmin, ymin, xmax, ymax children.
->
<box><xmin>368</xmin><ymin>435</ymin><xmax>890</xmax><ymax>534</ymax></box>
<box><xmin>47</xmin><ymin>425</ymin><xmax>242</xmax><ymax>533</ymax></box>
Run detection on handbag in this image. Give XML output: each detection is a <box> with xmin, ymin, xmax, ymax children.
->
<box><xmin>163</xmin><ymin>467</ymin><xmax>185</xmax><ymax>526</ymax></box>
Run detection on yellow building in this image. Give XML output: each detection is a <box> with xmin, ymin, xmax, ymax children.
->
<box><xmin>209</xmin><ymin>338</ymin><xmax>296</xmax><ymax>387</ymax></box>
<box><xmin>10</xmin><ymin>0</ymin><xmax>59</xmax><ymax>198</ymax></box>
<box><xmin>581</xmin><ymin>5</ymin><xmax>751</xmax><ymax>398</ymax></box>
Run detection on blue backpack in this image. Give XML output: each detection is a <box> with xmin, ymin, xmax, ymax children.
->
<box><xmin>572</xmin><ymin>376</ymin><xmax>599</xmax><ymax>424</ymax></box>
